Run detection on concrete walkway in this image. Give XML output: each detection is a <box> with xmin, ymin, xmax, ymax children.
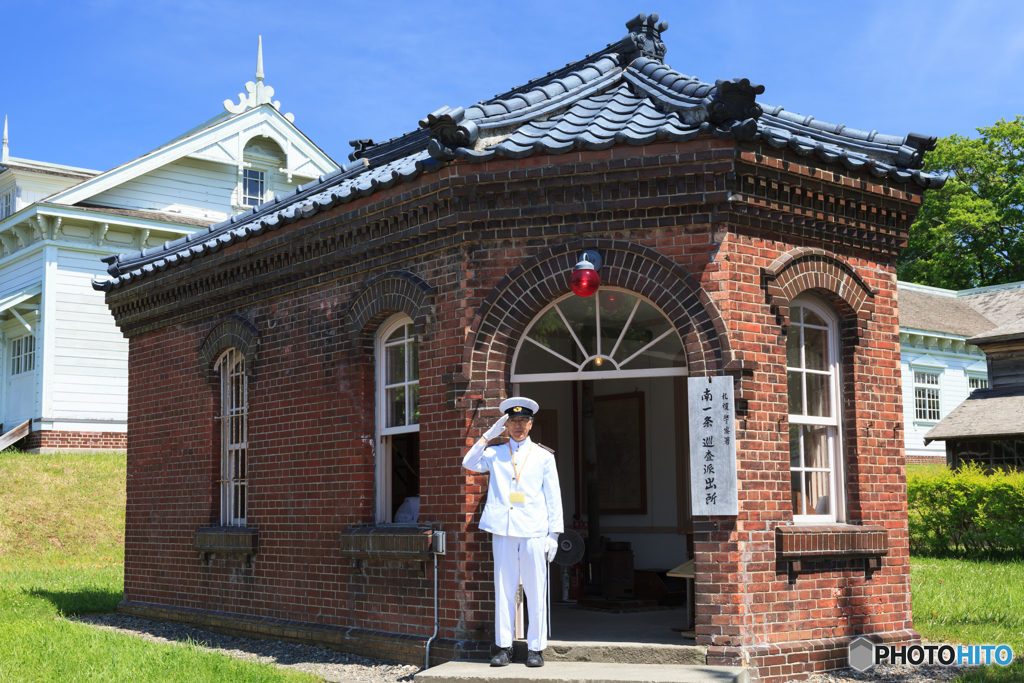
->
<box><xmin>416</xmin><ymin>661</ymin><xmax>747</xmax><ymax>683</ymax></box>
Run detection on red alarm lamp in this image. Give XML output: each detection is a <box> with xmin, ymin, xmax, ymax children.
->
<box><xmin>570</xmin><ymin>250</ymin><xmax>603</xmax><ymax>297</ymax></box>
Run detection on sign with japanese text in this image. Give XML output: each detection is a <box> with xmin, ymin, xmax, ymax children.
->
<box><xmin>688</xmin><ymin>376</ymin><xmax>738</xmax><ymax>516</ymax></box>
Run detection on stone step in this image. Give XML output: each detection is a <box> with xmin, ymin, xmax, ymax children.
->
<box><xmin>416</xmin><ymin>661</ymin><xmax>747</xmax><ymax>683</ymax></box>
<box><xmin>531</xmin><ymin>640</ymin><xmax>706</xmax><ymax>665</ymax></box>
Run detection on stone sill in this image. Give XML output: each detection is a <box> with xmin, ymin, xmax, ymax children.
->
<box><xmin>194</xmin><ymin>526</ymin><xmax>258</xmax><ymax>566</ymax></box>
<box><xmin>339</xmin><ymin>525</ymin><xmax>439</xmax><ymax>560</ymax></box>
<box><xmin>776</xmin><ymin>524</ymin><xmax>888</xmax><ymax>559</ymax></box>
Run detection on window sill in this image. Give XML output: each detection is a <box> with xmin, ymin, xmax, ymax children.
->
<box><xmin>776</xmin><ymin>523</ymin><xmax>887</xmax><ymax>581</ymax></box>
<box><xmin>913</xmin><ymin>420</ymin><xmax>939</xmax><ymax>427</ymax></box>
<box><xmin>339</xmin><ymin>525</ymin><xmax>443</xmax><ymax>576</ymax></box>
<box><xmin>194</xmin><ymin>526</ymin><xmax>258</xmax><ymax>566</ymax></box>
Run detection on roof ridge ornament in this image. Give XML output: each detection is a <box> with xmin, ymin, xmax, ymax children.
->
<box><xmin>224</xmin><ymin>36</ymin><xmax>295</xmax><ymax>123</ymax></box>
<box><xmin>622</xmin><ymin>13</ymin><xmax>668</xmax><ymax>64</ymax></box>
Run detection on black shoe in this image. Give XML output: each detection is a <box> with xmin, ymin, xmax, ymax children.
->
<box><xmin>490</xmin><ymin>647</ymin><xmax>512</xmax><ymax>667</ymax></box>
<box><xmin>526</xmin><ymin>650</ymin><xmax>545</xmax><ymax>667</ymax></box>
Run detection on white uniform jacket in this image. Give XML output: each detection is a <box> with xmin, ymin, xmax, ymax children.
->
<box><xmin>463</xmin><ymin>436</ymin><xmax>564</xmax><ymax>538</ymax></box>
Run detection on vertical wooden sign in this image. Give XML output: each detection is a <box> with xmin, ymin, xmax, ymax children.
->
<box><xmin>688</xmin><ymin>376</ymin><xmax>738</xmax><ymax>516</ymax></box>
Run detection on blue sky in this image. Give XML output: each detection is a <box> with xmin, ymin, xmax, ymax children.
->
<box><xmin>5</xmin><ymin>0</ymin><xmax>1024</xmax><ymax>171</ymax></box>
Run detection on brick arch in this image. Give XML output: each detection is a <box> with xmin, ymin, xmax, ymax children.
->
<box><xmin>763</xmin><ymin>248</ymin><xmax>877</xmax><ymax>329</ymax></box>
<box><xmin>457</xmin><ymin>240</ymin><xmax>735</xmax><ymax>409</ymax></box>
<box><xmin>197</xmin><ymin>314</ymin><xmax>260</xmax><ymax>382</ymax></box>
<box><xmin>345</xmin><ymin>270</ymin><xmax>436</xmax><ymax>349</ymax></box>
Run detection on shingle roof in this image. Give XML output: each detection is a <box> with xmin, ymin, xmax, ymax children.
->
<box><xmin>961</xmin><ymin>285</ymin><xmax>1024</xmax><ymax>329</ymax></box>
<box><xmin>93</xmin><ymin>12</ymin><xmax>945</xmax><ymax>293</ymax></box>
<box><xmin>898</xmin><ymin>288</ymin><xmax>997</xmax><ymax>337</ymax></box>
<box><xmin>924</xmin><ymin>386</ymin><xmax>1024</xmax><ymax>442</ymax></box>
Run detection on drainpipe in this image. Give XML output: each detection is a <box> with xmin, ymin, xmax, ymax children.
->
<box><xmin>425</xmin><ymin>530</ymin><xmax>446</xmax><ymax>669</ymax></box>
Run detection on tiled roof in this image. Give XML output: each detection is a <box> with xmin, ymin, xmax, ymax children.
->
<box><xmin>94</xmin><ymin>12</ymin><xmax>945</xmax><ymax>293</ymax></box>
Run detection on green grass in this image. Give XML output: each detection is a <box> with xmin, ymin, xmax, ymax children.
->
<box><xmin>911</xmin><ymin>556</ymin><xmax>1024</xmax><ymax>681</ymax></box>
<box><xmin>0</xmin><ymin>449</ymin><xmax>318</xmax><ymax>683</ymax></box>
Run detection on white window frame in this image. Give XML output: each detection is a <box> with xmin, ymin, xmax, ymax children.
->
<box><xmin>10</xmin><ymin>334</ymin><xmax>35</xmax><ymax>376</ymax></box>
<box><xmin>510</xmin><ymin>288</ymin><xmax>688</xmax><ymax>383</ymax></box>
<box><xmin>375</xmin><ymin>315</ymin><xmax>420</xmax><ymax>523</ymax></box>
<box><xmin>241</xmin><ymin>168</ymin><xmax>266</xmax><ymax>207</ymax></box>
<box><xmin>216</xmin><ymin>348</ymin><xmax>247</xmax><ymax>527</ymax></box>
<box><xmin>787</xmin><ymin>296</ymin><xmax>844</xmax><ymax>524</ymax></box>
<box><xmin>0</xmin><ymin>192</ymin><xmax>12</xmax><ymax>219</ymax></box>
<box><xmin>912</xmin><ymin>370</ymin><xmax>942</xmax><ymax>423</ymax></box>
<box><xmin>967</xmin><ymin>374</ymin><xmax>988</xmax><ymax>390</ymax></box>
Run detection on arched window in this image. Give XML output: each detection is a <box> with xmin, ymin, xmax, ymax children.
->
<box><xmin>511</xmin><ymin>289</ymin><xmax>687</xmax><ymax>383</ymax></box>
<box><xmin>216</xmin><ymin>348</ymin><xmax>247</xmax><ymax>526</ymax></box>
<box><xmin>787</xmin><ymin>297</ymin><xmax>844</xmax><ymax>522</ymax></box>
<box><xmin>376</xmin><ymin>315</ymin><xmax>420</xmax><ymax>523</ymax></box>
<box><xmin>237</xmin><ymin>138</ymin><xmax>285</xmax><ymax>209</ymax></box>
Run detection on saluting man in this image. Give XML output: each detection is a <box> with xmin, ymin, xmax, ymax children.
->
<box><xmin>463</xmin><ymin>397</ymin><xmax>563</xmax><ymax>668</ymax></box>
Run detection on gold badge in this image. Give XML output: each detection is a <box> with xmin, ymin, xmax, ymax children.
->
<box><xmin>513</xmin><ymin>406</ymin><xmax>522</xmax><ymax>412</ymax></box>
<box><xmin>510</xmin><ymin>492</ymin><xmax>526</xmax><ymax>504</ymax></box>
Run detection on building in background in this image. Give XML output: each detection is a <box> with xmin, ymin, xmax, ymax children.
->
<box><xmin>0</xmin><ymin>39</ymin><xmax>337</xmax><ymax>451</ymax></box>
<box><xmin>898</xmin><ymin>280</ymin><xmax>1024</xmax><ymax>463</ymax></box>
<box><xmin>923</xmin><ymin>318</ymin><xmax>1024</xmax><ymax>470</ymax></box>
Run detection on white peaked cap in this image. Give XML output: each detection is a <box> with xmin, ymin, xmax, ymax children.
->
<box><xmin>499</xmin><ymin>397</ymin><xmax>540</xmax><ymax>416</ymax></box>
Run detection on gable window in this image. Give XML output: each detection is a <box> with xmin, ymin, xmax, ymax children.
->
<box><xmin>968</xmin><ymin>376</ymin><xmax>988</xmax><ymax>390</ymax></box>
<box><xmin>216</xmin><ymin>348</ymin><xmax>247</xmax><ymax>526</ymax></box>
<box><xmin>376</xmin><ymin>316</ymin><xmax>420</xmax><ymax>523</ymax></box>
<box><xmin>914</xmin><ymin>371</ymin><xmax>941</xmax><ymax>421</ymax></box>
<box><xmin>10</xmin><ymin>335</ymin><xmax>35</xmax><ymax>376</ymax></box>
<box><xmin>787</xmin><ymin>299</ymin><xmax>842</xmax><ymax>522</ymax></box>
<box><xmin>0</xmin><ymin>192</ymin><xmax>11</xmax><ymax>219</ymax></box>
<box><xmin>242</xmin><ymin>169</ymin><xmax>265</xmax><ymax>207</ymax></box>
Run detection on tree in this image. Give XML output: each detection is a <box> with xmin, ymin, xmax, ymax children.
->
<box><xmin>898</xmin><ymin>116</ymin><xmax>1024</xmax><ymax>290</ymax></box>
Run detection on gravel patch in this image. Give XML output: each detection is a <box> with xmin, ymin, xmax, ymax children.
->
<box><xmin>805</xmin><ymin>663</ymin><xmax>967</xmax><ymax>682</ymax></box>
<box><xmin>68</xmin><ymin>613</ymin><xmax>422</xmax><ymax>683</ymax></box>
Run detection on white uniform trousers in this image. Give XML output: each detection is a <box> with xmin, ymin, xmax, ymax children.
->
<box><xmin>493</xmin><ymin>534</ymin><xmax>547</xmax><ymax>651</ymax></box>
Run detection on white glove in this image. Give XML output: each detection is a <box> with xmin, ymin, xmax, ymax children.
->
<box><xmin>482</xmin><ymin>414</ymin><xmax>509</xmax><ymax>441</ymax></box>
<box><xmin>545</xmin><ymin>533</ymin><xmax>559</xmax><ymax>562</ymax></box>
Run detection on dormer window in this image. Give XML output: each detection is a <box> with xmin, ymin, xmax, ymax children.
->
<box><xmin>1</xmin><ymin>191</ymin><xmax>12</xmax><ymax>219</ymax></box>
<box><xmin>235</xmin><ymin>138</ymin><xmax>285</xmax><ymax>211</ymax></box>
<box><xmin>242</xmin><ymin>169</ymin><xmax>265</xmax><ymax>207</ymax></box>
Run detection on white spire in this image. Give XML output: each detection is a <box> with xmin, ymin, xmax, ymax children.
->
<box><xmin>2</xmin><ymin>115</ymin><xmax>7</xmax><ymax>163</ymax></box>
<box><xmin>255</xmin><ymin>35</ymin><xmax>264</xmax><ymax>83</ymax></box>
<box><xmin>223</xmin><ymin>37</ymin><xmax>294</xmax><ymax>122</ymax></box>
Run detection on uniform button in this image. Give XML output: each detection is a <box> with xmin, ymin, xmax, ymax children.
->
<box><xmin>510</xmin><ymin>507</ymin><xmax>514</xmax><ymax>510</ymax></box>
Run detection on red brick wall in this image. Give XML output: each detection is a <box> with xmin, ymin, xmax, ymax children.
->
<box><xmin>114</xmin><ymin>137</ymin><xmax>926</xmax><ymax>680</ymax></box>
<box><xmin>23</xmin><ymin>430</ymin><xmax>126</xmax><ymax>451</ymax></box>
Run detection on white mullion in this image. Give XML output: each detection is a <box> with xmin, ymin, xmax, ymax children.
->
<box><xmin>798</xmin><ymin>428</ymin><xmax>807</xmax><ymax>515</ymax></box>
<box><xmin>608</xmin><ymin>298</ymin><xmax>641</xmax><ymax>361</ymax></box>
<box><xmin>554</xmin><ymin>304</ymin><xmax>588</xmax><ymax>361</ymax></box>
<box><xmin>595</xmin><ymin>296</ymin><xmax>602</xmax><ymax>357</ymax></box>
<box><xmin>618</xmin><ymin>328</ymin><xmax>674</xmax><ymax>368</ymax></box>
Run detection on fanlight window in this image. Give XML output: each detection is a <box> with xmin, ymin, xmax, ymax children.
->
<box><xmin>512</xmin><ymin>289</ymin><xmax>686</xmax><ymax>382</ymax></box>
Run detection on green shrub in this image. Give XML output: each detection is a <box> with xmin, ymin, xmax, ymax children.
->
<box><xmin>907</xmin><ymin>463</ymin><xmax>1024</xmax><ymax>558</ymax></box>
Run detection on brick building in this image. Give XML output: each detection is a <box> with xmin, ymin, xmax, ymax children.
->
<box><xmin>94</xmin><ymin>14</ymin><xmax>944</xmax><ymax>682</ymax></box>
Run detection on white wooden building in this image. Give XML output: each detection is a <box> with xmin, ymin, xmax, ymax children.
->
<box><xmin>898</xmin><ymin>280</ymin><xmax>1024</xmax><ymax>463</ymax></box>
<box><xmin>0</xmin><ymin>40</ymin><xmax>338</xmax><ymax>451</ymax></box>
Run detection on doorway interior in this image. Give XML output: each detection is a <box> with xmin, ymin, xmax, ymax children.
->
<box><xmin>510</xmin><ymin>288</ymin><xmax>695</xmax><ymax>645</ymax></box>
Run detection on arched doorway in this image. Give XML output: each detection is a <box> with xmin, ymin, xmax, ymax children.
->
<box><xmin>511</xmin><ymin>288</ymin><xmax>694</xmax><ymax>645</ymax></box>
